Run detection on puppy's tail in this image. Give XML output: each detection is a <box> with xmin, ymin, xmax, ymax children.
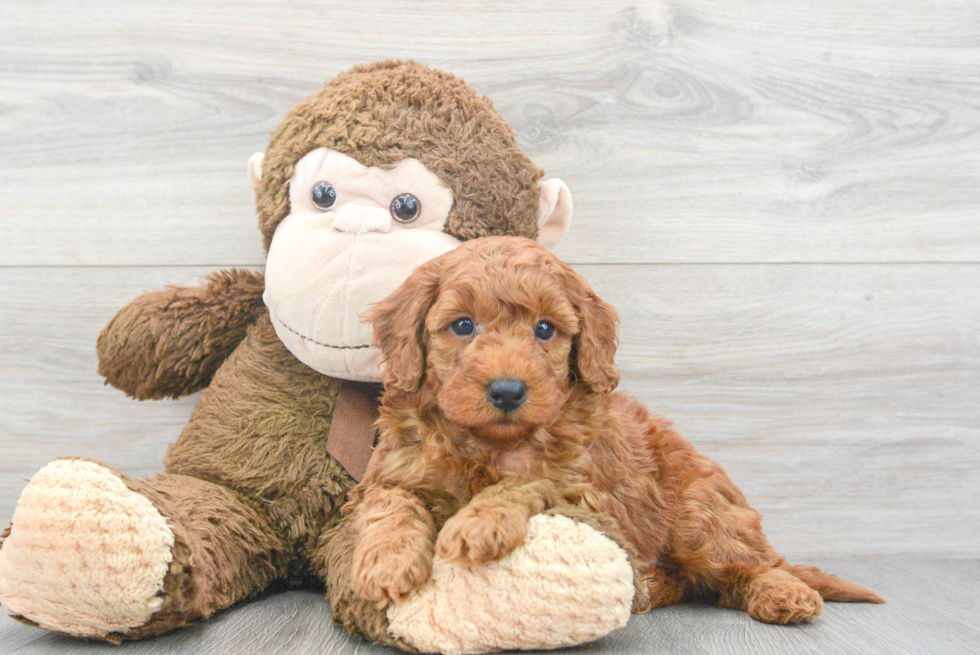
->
<box><xmin>783</xmin><ymin>563</ymin><xmax>885</xmax><ymax>603</ymax></box>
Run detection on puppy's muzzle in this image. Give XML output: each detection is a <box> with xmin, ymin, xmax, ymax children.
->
<box><xmin>486</xmin><ymin>378</ymin><xmax>527</xmax><ymax>413</ymax></box>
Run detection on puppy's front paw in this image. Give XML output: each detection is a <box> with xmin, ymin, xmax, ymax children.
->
<box><xmin>352</xmin><ymin>536</ymin><xmax>433</xmax><ymax>608</ymax></box>
<box><xmin>436</xmin><ymin>501</ymin><xmax>528</xmax><ymax>565</ymax></box>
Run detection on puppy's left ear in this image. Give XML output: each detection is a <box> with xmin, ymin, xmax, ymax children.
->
<box><xmin>560</xmin><ymin>264</ymin><xmax>619</xmax><ymax>394</ymax></box>
<box><xmin>367</xmin><ymin>258</ymin><xmax>446</xmax><ymax>396</ymax></box>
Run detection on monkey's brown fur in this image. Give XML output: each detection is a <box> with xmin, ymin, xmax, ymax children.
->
<box><xmin>98</xmin><ymin>269</ymin><xmax>267</xmax><ymax>400</ymax></box>
<box><xmin>256</xmin><ymin>60</ymin><xmax>545</xmax><ymax>249</ymax></box>
<box><xmin>3</xmin><ymin>62</ymin><xmax>576</xmax><ymax>646</ymax></box>
<box><xmin>347</xmin><ymin>237</ymin><xmax>884</xmax><ymax>623</ymax></box>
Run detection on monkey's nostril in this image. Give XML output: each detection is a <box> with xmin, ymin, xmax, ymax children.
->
<box><xmin>486</xmin><ymin>379</ymin><xmax>528</xmax><ymax>412</ymax></box>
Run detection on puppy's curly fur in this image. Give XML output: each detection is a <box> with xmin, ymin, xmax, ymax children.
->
<box><xmin>347</xmin><ymin>237</ymin><xmax>883</xmax><ymax>622</ymax></box>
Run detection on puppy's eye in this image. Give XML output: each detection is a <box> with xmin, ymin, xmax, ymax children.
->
<box><xmin>312</xmin><ymin>181</ymin><xmax>337</xmax><ymax>211</ymax></box>
<box><xmin>391</xmin><ymin>193</ymin><xmax>421</xmax><ymax>223</ymax></box>
<box><xmin>450</xmin><ymin>318</ymin><xmax>475</xmax><ymax>337</ymax></box>
<box><xmin>534</xmin><ymin>320</ymin><xmax>556</xmax><ymax>341</ymax></box>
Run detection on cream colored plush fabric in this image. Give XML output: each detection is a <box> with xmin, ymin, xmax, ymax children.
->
<box><xmin>387</xmin><ymin>513</ymin><xmax>635</xmax><ymax>655</ymax></box>
<box><xmin>0</xmin><ymin>459</ymin><xmax>174</xmax><ymax>638</ymax></box>
<box><xmin>264</xmin><ymin>147</ymin><xmax>460</xmax><ymax>382</ymax></box>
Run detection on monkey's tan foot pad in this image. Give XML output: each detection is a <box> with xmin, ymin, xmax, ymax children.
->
<box><xmin>0</xmin><ymin>459</ymin><xmax>174</xmax><ymax>638</ymax></box>
<box><xmin>387</xmin><ymin>513</ymin><xmax>634</xmax><ymax>654</ymax></box>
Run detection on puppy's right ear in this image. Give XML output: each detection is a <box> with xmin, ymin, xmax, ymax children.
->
<box><xmin>367</xmin><ymin>259</ymin><xmax>445</xmax><ymax>396</ymax></box>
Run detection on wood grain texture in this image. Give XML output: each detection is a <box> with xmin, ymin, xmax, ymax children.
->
<box><xmin>1</xmin><ymin>0</ymin><xmax>979</xmax><ymax>265</ymax></box>
<box><xmin>1</xmin><ymin>558</ymin><xmax>977</xmax><ymax>654</ymax></box>
<box><xmin>0</xmin><ymin>264</ymin><xmax>976</xmax><ymax>558</ymax></box>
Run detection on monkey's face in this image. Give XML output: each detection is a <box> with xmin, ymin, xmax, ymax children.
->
<box><xmin>263</xmin><ymin>148</ymin><xmax>461</xmax><ymax>381</ymax></box>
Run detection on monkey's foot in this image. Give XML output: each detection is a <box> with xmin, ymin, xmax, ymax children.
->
<box><xmin>386</xmin><ymin>513</ymin><xmax>634</xmax><ymax>654</ymax></box>
<box><xmin>0</xmin><ymin>459</ymin><xmax>174</xmax><ymax>639</ymax></box>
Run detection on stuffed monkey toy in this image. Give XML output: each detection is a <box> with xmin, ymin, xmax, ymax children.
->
<box><xmin>0</xmin><ymin>61</ymin><xmax>638</xmax><ymax>653</ymax></box>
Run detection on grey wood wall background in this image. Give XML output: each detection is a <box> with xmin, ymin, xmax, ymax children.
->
<box><xmin>1</xmin><ymin>0</ymin><xmax>978</xmax><ymax>572</ymax></box>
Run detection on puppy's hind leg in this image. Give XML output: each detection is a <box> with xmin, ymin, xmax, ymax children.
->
<box><xmin>668</xmin><ymin>464</ymin><xmax>823</xmax><ymax>624</ymax></box>
<box><xmin>635</xmin><ymin>564</ymin><xmax>699</xmax><ymax>613</ymax></box>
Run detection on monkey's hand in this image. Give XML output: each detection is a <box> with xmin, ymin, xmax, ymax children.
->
<box><xmin>387</xmin><ymin>511</ymin><xmax>637</xmax><ymax>654</ymax></box>
<box><xmin>97</xmin><ymin>269</ymin><xmax>266</xmax><ymax>399</ymax></box>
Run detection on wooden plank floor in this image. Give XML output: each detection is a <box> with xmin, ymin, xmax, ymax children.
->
<box><xmin>1</xmin><ymin>559</ymin><xmax>977</xmax><ymax>655</ymax></box>
<box><xmin>1</xmin><ymin>0</ymin><xmax>979</xmax><ymax>653</ymax></box>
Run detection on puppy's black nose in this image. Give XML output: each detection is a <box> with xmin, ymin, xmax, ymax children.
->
<box><xmin>486</xmin><ymin>379</ymin><xmax>528</xmax><ymax>412</ymax></box>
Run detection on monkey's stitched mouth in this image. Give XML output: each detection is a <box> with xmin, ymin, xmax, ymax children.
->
<box><xmin>273</xmin><ymin>316</ymin><xmax>372</xmax><ymax>350</ymax></box>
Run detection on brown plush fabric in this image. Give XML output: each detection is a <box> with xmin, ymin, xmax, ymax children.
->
<box><xmin>326</xmin><ymin>381</ymin><xmax>383</xmax><ymax>482</ymax></box>
<box><xmin>97</xmin><ymin>269</ymin><xmax>266</xmax><ymax>400</ymax></box>
<box><xmin>256</xmin><ymin>60</ymin><xmax>545</xmax><ymax>250</ymax></box>
<box><xmin>118</xmin><ymin>469</ymin><xmax>290</xmax><ymax>641</ymax></box>
<box><xmin>165</xmin><ymin>314</ymin><xmax>354</xmax><ymax>569</ymax></box>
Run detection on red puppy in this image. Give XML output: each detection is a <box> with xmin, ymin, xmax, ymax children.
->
<box><xmin>347</xmin><ymin>236</ymin><xmax>882</xmax><ymax>623</ymax></box>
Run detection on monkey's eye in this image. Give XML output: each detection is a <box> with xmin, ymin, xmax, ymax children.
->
<box><xmin>390</xmin><ymin>193</ymin><xmax>421</xmax><ymax>223</ymax></box>
<box><xmin>534</xmin><ymin>320</ymin><xmax>556</xmax><ymax>341</ymax></box>
<box><xmin>450</xmin><ymin>318</ymin><xmax>475</xmax><ymax>337</ymax></box>
<box><xmin>312</xmin><ymin>181</ymin><xmax>337</xmax><ymax>211</ymax></box>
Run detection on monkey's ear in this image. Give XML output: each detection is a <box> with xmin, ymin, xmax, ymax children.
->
<box><xmin>536</xmin><ymin>179</ymin><xmax>573</xmax><ymax>250</ymax></box>
<box><xmin>248</xmin><ymin>152</ymin><xmax>265</xmax><ymax>192</ymax></box>
<box><xmin>366</xmin><ymin>260</ymin><xmax>445</xmax><ymax>396</ymax></box>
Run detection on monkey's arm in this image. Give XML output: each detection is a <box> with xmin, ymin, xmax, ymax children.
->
<box><xmin>97</xmin><ymin>268</ymin><xmax>266</xmax><ymax>400</ymax></box>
